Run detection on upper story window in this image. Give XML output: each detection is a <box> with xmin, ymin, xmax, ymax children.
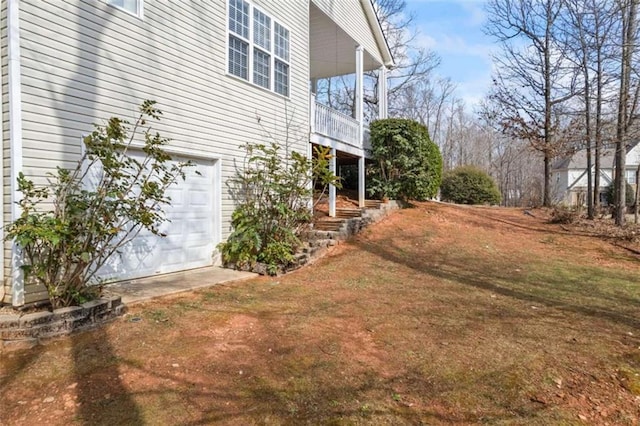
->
<box><xmin>107</xmin><ymin>0</ymin><xmax>143</xmax><ymax>18</ymax></box>
<box><xmin>228</xmin><ymin>0</ymin><xmax>290</xmax><ymax>97</ymax></box>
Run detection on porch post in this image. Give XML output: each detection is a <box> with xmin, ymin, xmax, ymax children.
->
<box><xmin>358</xmin><ymin>156</ymin><xmax>365</xmax><ymax>207</ymax></box>
<box><xmin>378</xmin><ymin>65</ymin><xmax>388</xmax><ymax>119</ymax></box>
<box><xmin>310</xmin><ymin>92</ymin><xmax>316</xmax><ymax>135</ymax></box>
<box><xmin>329</xmin><ymin>146</ymin><xmax>337</xmax><ymax>217</ymax></box>
<box><xmin>308</xmin><ymin>92</ymin><xmax>315</xmax><ymax>211</ymax></box>
<box><xmin>355</xmin><ymin>45</ymin><xmax>365</xmax><ymax>208</ymax></box>
<box><xmin>355</xmin><ymin>45</ymin><xmax>364</xmax><ymax>123</ymax></box>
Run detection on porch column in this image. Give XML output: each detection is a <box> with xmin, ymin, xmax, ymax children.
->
<box><xmin>329</xmin><ymin>146</ymin><xmax>337</xmax><ymax>217</ymax></box>
<box><xmin>309</xmin><ymin>92</ymin><xmax>316</xmax><ymax>135</ymax></box>
<box><xmin>308</xmin><ymin>94</ymin><xmax>314</xmax><ymax>211</ymax></box>
<box><xmin>358</xmin><ymin>156</ymin><xmax>365</xmax><ymax>207</ymax></box>
<box><xmin>378</xmin><ymin>65</ymin><xmax>388</xmax><ymax>119</ymax></box>
<box><xmin>355</xmin><ymin>45</ymin><xmax>365</xmax><ymax>208</ymax></box>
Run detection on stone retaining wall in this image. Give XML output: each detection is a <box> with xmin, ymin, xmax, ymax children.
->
<box><xmin>0</xmin><ymin>296</ymin><xmax>125</xmax><ymax>352</ymax></box>
<box><xmin>294</xmin><ymin>201</ymin><xmax>400</xmax><ymax>270</ymax></box>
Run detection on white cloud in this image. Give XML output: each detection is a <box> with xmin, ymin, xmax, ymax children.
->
<box><xmin>456</xmin><ymin>74</ymin><xmax>493</xmax><ymax>109</ymax></box>
<box><xmin>404</xmin><ymin>0</ymin><xmax>494</xmax><ymax>111</ymax></box>
<box><xmin>415</xmin><ymin>33</ymin><xmax>438</xmax><ymax>50</ymax></box>
<box><xmin>460</xmin><ymin>1</ymin><xmax>488</xmax><ymax>27</ymax></box>
<box><xmin>415</xmin><ymin>32</ymin><xmax>496</xmax><ymax>60</ymax></box>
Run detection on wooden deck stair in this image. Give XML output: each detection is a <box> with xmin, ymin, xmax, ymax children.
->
<box><xmin>364</xmin><ymin>200</ymin><xmax>382</xmax><ymax>209</ymax></box>
<box><xmin>335</xmin><ymin>208</ymin><xmax>363</xmax><ymax>219</ymax></box>
<box><xmin>313</xmin><ymin>201</ymin><xmax>384</xmax><ymax>232</ymax></box>
<box><xmin>286</xmin><ymin>199</ymin><xmax>398</xmax><ymax>275</ymax></box>
<box><xmin>313</xmin><ymin>219</ymin><xmax>345</xmax><ymax>232</ymax></box>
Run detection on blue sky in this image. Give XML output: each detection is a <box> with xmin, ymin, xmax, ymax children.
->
<box><xmin>404</xmin><ymin>0</ymin><xmax>495</xmax><ymax>110</ymax></box>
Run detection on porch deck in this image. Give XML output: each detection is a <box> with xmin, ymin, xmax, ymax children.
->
<box><xmin>310</xmin><ymin>97</ymin><xmax>371</xmax><ymax>156</ymax></box>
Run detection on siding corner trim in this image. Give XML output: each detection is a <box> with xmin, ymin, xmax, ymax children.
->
<box><xmin>8</xmin><ymin>0</ymin><xmax>24</xmax><ymax>306</ymax></box>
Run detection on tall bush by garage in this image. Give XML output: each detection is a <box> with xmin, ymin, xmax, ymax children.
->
<box><xmin>368</xmin><ymin>119</ymin><xmax>442</xmax><ymax>201</ymax></box>
<box><xmin>5</xmin><ymin>101</ymin><xmax>191</xmax><ymax>308</ymax></box>
<box><xmin>219</xmin><ymin>143</ymin><xmax>340</xmax><ymax>275</ymax></box>
<box><xmin>440</xmin><ymin>166</ymin><xmax>502</xmax><ymax>205</ymax></box>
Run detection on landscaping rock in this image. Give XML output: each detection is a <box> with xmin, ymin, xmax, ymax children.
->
<box><xmin>1</xmin><ymin>296</ymin><xmax>126</xmax><ymax>352</ymax></box>
<box><xmin>0</xmin><ymin>314</ymin><xmax>20</xmax><ymax>329</ymax></box>
<box><xmin>53</xmin><ymin>306</ymin><xmax>84</xmax><ymax>320</ymax></box>
<box><xmin>20</xmin><ymin>312</ymin><xmax>54</xmax><ymax>328</ymax></box>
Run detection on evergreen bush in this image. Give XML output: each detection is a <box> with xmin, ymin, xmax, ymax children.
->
<box><xmin>440</xmin><ymin>166</ymin><xmax>502</xmax><ymax>205</ymax></box>
<box><xmin>604</xmin><ymin>182</ymin><xmax>635</xmax><ymax>207</ymax></box>
<box><xmin>368</xmin><ymin>119</ymin><xmax>442</xmax><ymax>201</ymax></box>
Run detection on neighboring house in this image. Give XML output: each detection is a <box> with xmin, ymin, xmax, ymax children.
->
<box><xmin>551</xmin><ymin>143</ymin><xmax>640</xmax><ymax>206</ymax></box>
<box><xmin>0</xmin><ymin>0</ymin><xmax>393</xmax><ymax>306</ymax></box>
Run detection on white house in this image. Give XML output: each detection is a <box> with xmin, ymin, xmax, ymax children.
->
<box><xmin>551</xmin><ymin>143</ymin><xmax>640</xmax><ymax>206</ymax></box>
<box><xmin>0</xmin><ymin>0</ymin><xmax>393</xmax><ymax>307</ymax></box>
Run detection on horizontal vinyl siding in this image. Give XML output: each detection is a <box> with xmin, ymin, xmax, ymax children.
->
<box><xmin>11</xmin><ymin>0</ymin><xmax>310</xmax><ymax>304</ymax></box>
<box><xmin>311</xmin><ymin>0</ymin><xmax>383</xmax><ymax>64</ymax></box>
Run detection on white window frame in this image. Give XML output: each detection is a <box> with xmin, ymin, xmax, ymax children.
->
<box><xmin>626</xmin><ymin>169</ymin><xmax>637</xmax><ymax>185</ymax></box>
<box><xmin>226</xmin><ymin>0</ymin><xmax>291</xmax><ymax>97</ymax></box>
<box><xmin>107</xmin><ymin>0</ymin><xmax>144</xmax><ymax>19</ymax></box>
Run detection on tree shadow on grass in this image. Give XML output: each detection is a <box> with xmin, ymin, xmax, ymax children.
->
<box><xmin>354</xmin><ymin>236</ymin><xmax>640</xmax><ymax>331</ymax></box>
<box><xmin>70</xmin><ymin>326</ymin><xmax>144</xmax><ymax>425</ymax></box>
<box><xmin>0</xmin><ymin>344</ymin><xmax>47</xmax><ymax>390</ymax></box>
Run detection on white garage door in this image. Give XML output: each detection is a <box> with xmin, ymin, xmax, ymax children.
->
<box><xmin>98</xmin><ymin>155</ymin><xmax>218</xmax><ymax>281</ymax></box>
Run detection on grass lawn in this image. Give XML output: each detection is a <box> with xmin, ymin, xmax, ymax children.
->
<box><xmin>2</xmin><ymin>202</ymin><xmax>640</xmax><ymax>425</ymax></box>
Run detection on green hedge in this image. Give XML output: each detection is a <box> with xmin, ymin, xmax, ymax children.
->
<box><xmin>368</xmin><ymin>118</ymin><xmax>442</xmax><ymax>201</ymax></box>
<box><xmin>440</xmin><ymin>166</ymin><xmax>501</xmax><ymax>205</ymax></box>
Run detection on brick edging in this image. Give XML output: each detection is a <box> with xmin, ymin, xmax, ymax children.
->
<box><xmin>0</xmin><ymin>296</ymin><xmax>126</xmax><ymax>352</ymax></box>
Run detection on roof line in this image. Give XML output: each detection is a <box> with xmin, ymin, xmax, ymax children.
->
<box><xmin>360</xmin><ymin>0</ymin><xmax>395</xmax><ymax>68</ymax></box>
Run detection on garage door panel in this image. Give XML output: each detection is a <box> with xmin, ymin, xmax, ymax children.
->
<box><xmin>184</xmin><ymin>164</ymin><xmax>210</xmax><ymax>179</ymax></box>
<box><xmin>166</xmin><ymin>189</ymin><xmax>184</xmax><ymax>205</ymax></box>
<box><xmin>100</xmin><ymin>239</ymin><xmax>163</xmax><ymax>278</ymax></box>
<box><xmin>98</xmin><ymin>154</ymin><xmax>218</xmax><ymax>282</ymax></box>
<box><xmin>188</xmin><ymin>190</ymin><xmax>211</xmax><ymax>206</ymax></box>
<box><xmin>195</xmin><ymin>226</ymin><xmax>213</xmax><ymax>238</ymax></box>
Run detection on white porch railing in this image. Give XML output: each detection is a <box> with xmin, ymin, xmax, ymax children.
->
<box><xmin>310</xmin><ymin>94</ymin><xmax>371</xmax><ymax>154</ymax></box>
<box><xmin>313</xmin><ymin>99</ymin><xmax>360</xmax><ymax>148</ymax></box>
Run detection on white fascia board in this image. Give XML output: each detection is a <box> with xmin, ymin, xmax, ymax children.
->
<box><xmin>360</xmin><ymin>0</ymin><xmax>394</xmax><ymax>68</ymax></box>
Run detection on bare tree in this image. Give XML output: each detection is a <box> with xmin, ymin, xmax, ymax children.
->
<box><xmin>485</xmin><ymin>0</ymin><xmax>577</xmax><ymax>206</ymax></box>
<box><xmin>614</xmin><ymin>0</ymin><xmax>638</xmax><ymax>225</ymax></box>
<box><xmin>589</xmin><ymin>0</ymin><xmax>620</xmax><ymax>211</ymax></box>
<box><xmin>394</xmin><ymin>76</ymin><xmax>458</xmax><ymax>142</ymax></box>
<box><xmin>316</xmin><ymin>0</ymin><xmax>441</xmax><ymax>121</ymax></box>
<box><xmin>478</xmin><ymin>98</ymin><xmax>545</xmax><ymax>206</ymax></box>
<box><xmin>562</xmin><ymin>0</ymin><xmax>624</xmax><ymax>218</ymax></box>
<box><xmin>563</xmin><ymin>0</ymin><xmax>595</xmax><ymax>217</ymax></box>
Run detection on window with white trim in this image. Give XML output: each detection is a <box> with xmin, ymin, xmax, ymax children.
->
<box><xmin>626</xmin><ymin>169</ymin><xmax>637</xmax><ymax>185</ymax></box>
<box><xmin>228</xmin><ymin>0</ymin><xmax>291</xmax><ymax>96</ymax></box>
<box><xmin>107</xmin><ymin>0</ymin><xmax>143</xmax><ymax>17</ymax></box>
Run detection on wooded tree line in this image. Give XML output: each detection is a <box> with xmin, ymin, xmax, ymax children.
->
<box><xmin>485</xmin><ymin>0</ymin><xmax>640</xmax><ymax>226</ymax></box>
<box><xmin>319</xmin><ymin>0</ymin><xmax>640</xmax><ymax>225</ymax></box>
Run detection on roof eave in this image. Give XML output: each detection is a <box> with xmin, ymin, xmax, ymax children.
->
<box><xmin>360</xmin><ymin>0</ymin><xmax>395</xmax><ymax>68</ymax></box>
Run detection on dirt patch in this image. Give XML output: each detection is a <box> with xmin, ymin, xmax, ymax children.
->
<box><xmin>2</xmin><ymin>201</ymin><xmax>640</xmax><ymax>424</ymax></box>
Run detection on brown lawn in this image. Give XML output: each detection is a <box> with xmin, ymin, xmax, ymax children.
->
<box><xmin>2</xmin><ymin>202</ymin><xmax>640</xmax><ymax>425</ymax></box>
